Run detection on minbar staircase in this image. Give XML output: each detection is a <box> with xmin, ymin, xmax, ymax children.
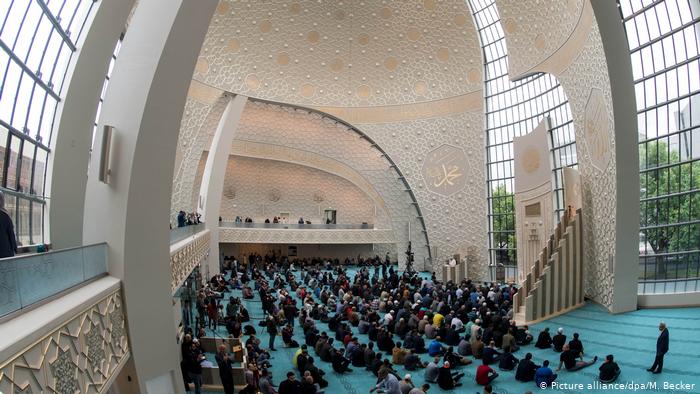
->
<box><xmin>513</xmin><ymin>208</ymin><xmax>584</xmax><ymax>324</ymax></box>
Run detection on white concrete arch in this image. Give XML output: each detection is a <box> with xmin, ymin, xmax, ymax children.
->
<box><xmin>82</xmin><ymin>0</ymin><xmax>218</xmax><ymax>392</ymax></box>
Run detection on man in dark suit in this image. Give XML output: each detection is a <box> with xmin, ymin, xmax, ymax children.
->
<box><xmin>215</xmin><ymin>344</ymin><xmax>235</xmax><ymax>394</ymax></box>
<box><xmin>648</xmin><ymin>322</ymin><xmax>669</xmax><ymax>374</ymax></box>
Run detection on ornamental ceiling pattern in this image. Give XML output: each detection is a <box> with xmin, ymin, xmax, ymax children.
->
<box><xmin>496</xmin><ymin>0</ymin><xmax>584</xmax><ymax>79</ymax></box>
<box><xmin>194</xmin><ymin>0</ymin><xmax>483</xmax><ymax>107</ymax></box>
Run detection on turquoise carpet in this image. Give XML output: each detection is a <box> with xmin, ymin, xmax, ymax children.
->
<box><xmin>200</xmin><ymin>268</ymin><xmax>700</xmax><ymax>394</ymax></box>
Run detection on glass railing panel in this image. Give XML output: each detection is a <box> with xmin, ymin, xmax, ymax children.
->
<box><xmin>83</xmin><ymin>243</ymin><xmax>109</xmax><ymax>279</ymax></box>
<box><xmin>0</xmin><ymin>243</ymin><xmax>108</xmax><ymax>318</ymax></box>
<box><xmin>16</xmin><ymin>248</ymin><xmax>85</xmax><ymax>307</ymax></box>
<box><xmin>170</xmin><ymin>223</ymin><xmax>206</xmax><ymax>244</ymax></box>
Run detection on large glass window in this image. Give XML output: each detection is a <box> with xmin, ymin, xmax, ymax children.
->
<box><xmin>0</xmin><ymin>0</ymin><xmax>96</xmax><ymax>245</ymax></box>
<box><xmin>469</xmin><ymin>0</ymin><xmax>578</xmax><ymax>274</ymax></box>
<box><xmin>619</xmin><ymin>0</ymin><xmax>700</xmax><ymax>281</ymax></box>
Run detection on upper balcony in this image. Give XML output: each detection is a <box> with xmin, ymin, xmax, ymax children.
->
<box><xmin>218</xmin><ymin>221</ymin><xmax>394</xmax><ymax>244</ymax></box>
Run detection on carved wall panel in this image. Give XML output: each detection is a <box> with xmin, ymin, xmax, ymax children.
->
<box><xmin>356</xmin><ymin>109</ymin><xmax>489</xmax><ymax>280</ymax></box>
<box><xmin>219</xmin><ymin>228</ymin><xmax>395</xmax><ymax>245</ymax></box>
<box><xmin>496</xmin><ymin>0</ymin><xmax>585</xmax><ymax>79</ymax></box>
<box><xmin>0</xmin><ymin>289</ymin><xmax>129</xmax><ymax>394</ymax></box>
<box><xmin>170</xmin><ymin>230</ymin><xmax>211</xmax><ymax>294</ymax></box>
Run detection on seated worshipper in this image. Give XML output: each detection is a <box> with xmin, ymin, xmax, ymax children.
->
<box><xmin>404</xmin><ymin>351</ymin><xmax>428</xmax><ymax>370</ymax></box>
<box><xmin>399</xmin><ymin>374</ymin><xmax>415</xmax><ymax>394</ymax></box>
<box><xmin>301</xmin><ymin>374</ymin><xmax>320</xmax><ymax>394</ymax></box>
<box><xmin>258</xmin><ymin>369</ymin><xmax>277</xmax><ymax>394</ymax></box>
<box><xmin>535</xmin><ymin>327</ymin><xmax>553</xmax><ymax>349</ymax></box>
<box><xmin>409</xmin><ymin>384</ymin><xmax>430</xmax><ymax>394</ymax></box>
<box><xmin>444</xmin><ymin>325</ymin><xmax>461</xmax><ymax>346</ymax></box>
<box><xmin>552</xmin><ymin>328</ymin><xmax>566</xmax><ymax>353</ymax></box>
<box><xmin>364</xmin><ymin>342</ymin><xmax>377</xmax><ymax>369</ymax></box>
<box><xmin>351</xmin><ymin>343</ymin><xmax>367</xmax><ymax>367</ymax></box>
<box><xmin>515</xmin><ymin>353</ymin><xmax>540</xmax><ymax>382</ymax></box>
<box><xmin>475</xmin><ymin>359</ymin><xmax>499</xmax><ymax>386</ymax></box>
<box><xmin>599</xmin><ymin>354</ymin><xmax>621</xmax><ymax>383</ymax></box>
<box><xmin>370</xmin><ymin>369</ymin><xmax>401</xmax><ymax>394</ymax></box>
<box><xmin>501</xmin><ymin>328</ymin><xmax>518</xmax><ymax>353</ymax></box>
<box><xmin>331</xmin><ymin>348</ymin><xmax>353</xmax><ymax>373</ymax></box>
<box><xmin>428</xmin><ymin>339</ymin><xmax>444</xmax><ymax>357</ymax></box>
<box><xmin>319</xmin><ymin>338</ymin><xmax>335</xmax><ymax>363</ymax></box>
<box><xmin>568</xmin><ymin>332</ymin><xmax>584</xmax><ymax>354</ymax></box>
<box><xmin>443</xmin><ymin>346</ymin><xmax>471</xmax><ymax>366</ymax></box>
<box><xmin>437</xmin><ymin>361</ymin><xmax>463</xmax><ymax>390</ymax></box>
<box><xmin>392</xmin><ymin>342</ymin><xmax>409</xmax><ymax>365</ymax></box>
<box><xmin>498</xmin><ymin>347</ymin><xmax>519</xmax><ymax>371</ymax></box>
<box><xmin>242</xmin><ymin>286</ymin><xmax>255</xmax><ymax>299</ymax></box>
<box><xmin>424</xmin><ymin>357</ymin><xmax>441</xmax><ymax>383</ymax></box>
<box><xmin>515</xmin><ymin>325</ymin><xmax>534</xmax><ymax>345</ymax></box>
<box><xmin>279</xmin><ymin>371</ymin><xmax>302</xmax><ymax>394</ymax></box>
<box><xmin>283</xmin><ymin>325</ymin><xmax>299</xmax><ymax>348</ymax></box>
<box><xmin>304</xmin><ymin>357</ymin><xmax>328</xmax><ymax>388</ymax></box>
<box><xmin>296</xmin><ymin>346</ymin><xmax>310</xmax><ymax>373</ymax></box>
<box><xmin>556</xmin><ymin>344</ymin><xmax>597</xmax><ymax>372</ymax></box>
<box><xmin>535</xmin><ymin>360</ymin><xmax>557</xmax><ymax>388</ymax></box>
<box><xmin>370</xmin><ymin>353</ymin><xmax>384</xmax><ymax>376</ymax></box>
<box><xmin>378</xmin><ymin>328</ymin><xmax>396</xmax><ymax>353</ymax></box>
<box><xmin>457</xmin><ymin>334</ymin><xmax>472</xmax><ymax>356</ymax></box>
<box><xmin>471</xmin><ymin>336</ymin><xmax>485</xmax><ymax>359</ymax></box>
<box><xmin>482</xmin><ymin>341</ymin><xmax>503</xmax><ymax>365</ymax></box>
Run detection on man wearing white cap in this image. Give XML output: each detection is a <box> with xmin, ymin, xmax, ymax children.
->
<box><xmin>399</xmin><ymin>374</ymin><xmax>414</xmax><ymax>394</ymax></box>
<box><xmin>552</xmin><ymin>327</ymin><xmax>566</xmax><ymax>352</ymax></box>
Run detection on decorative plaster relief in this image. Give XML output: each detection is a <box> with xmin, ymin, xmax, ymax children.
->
<box><xmin>0</xmin><ymin>289</ymin><xmax>129</xmax><ymax>394</ymax></box>
<box><xmin>194</xmin><ymin>0</ymin><xmax>483</xmax><ymax>107</ymax></box>
<box><xmin>170</xmin><ymin>230</ymin><xmax>211</xmax><ymax>294</ymax></box>
<box><xmin>356</xmin><ymin>110</ymin><xmax>489</xmax><ymax>280</ymax></box>
<box><xmin>219</xmin><ymin>228</ymin><xmax>396</xmax><ymax>245</ymax></box>
<box><xmin>583</xmin><ymin>87</ymin><xmax>612</xmax><ymax>172</ymax></box>
<box><xmin>495</xmin><ymin>0</ymin><xmax>584</xmax><ymax>79</ymax></box>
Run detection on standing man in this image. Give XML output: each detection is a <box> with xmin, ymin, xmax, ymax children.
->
<box><xmin>267</xmin><ymin>315</ymin><xmax>278</xmax><ymax>351</ymax></box>
<box><xmin>648</xmin><ymin>322</ymin><xmax>669</xmax><ymax>374</ymax></box>
<box><xmin>215</xmin><ymin>344</ymin><xmax>235</xmax><ymax>394</ymax></box>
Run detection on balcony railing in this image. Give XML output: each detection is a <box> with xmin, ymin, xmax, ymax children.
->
<box><xmin>0</xmin><ymin>243</ymin><xmax>107</xmax><ymax>318</ymax></box>
<box><xmin>170</xmin><ymin>222</ymin><xmax>206</xmax><ymax>244</ymax></box>
<box><xmin>219</xmin><ymin>221</ymin><xmax>374</xmax><ymax>230</ymax></box>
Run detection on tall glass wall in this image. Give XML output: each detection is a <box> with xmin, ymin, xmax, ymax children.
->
<box><xmin>619</xmin><ymin>0</ymin><xmax>700</xmax><ymax>281</ymax></box>
<box><xmin>0</xmin><ymin>0</ymin><xmax>96</xmax><ymax>245</ymax></box>
<box><xmin>469</xmin><ymin>0</ymin><xmax>578</xmax><ymax>273</ymax></box>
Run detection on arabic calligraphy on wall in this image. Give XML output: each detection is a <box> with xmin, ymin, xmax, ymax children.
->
<box><xmin>421</xmin><ymin>144</ymin><xmax>469</xmax><ymax>196</ymax></box>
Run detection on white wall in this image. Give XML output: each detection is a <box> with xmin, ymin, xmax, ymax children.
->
<box><xmin>219</xmin><ymin>156</ymin><xmax>382</xmax><ymax>225</ymax></box>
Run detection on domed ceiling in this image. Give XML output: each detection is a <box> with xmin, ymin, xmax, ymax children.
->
<box><xmin>194</xmin><ymin>0</ymin><xmax>483</xmax><ymax>107</ymax></box>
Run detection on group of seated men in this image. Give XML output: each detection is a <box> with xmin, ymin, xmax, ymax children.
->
<box><xmin>185</xmin><ymin>254</ymin><xmax>622</xmax><ymax>394</ymax></box>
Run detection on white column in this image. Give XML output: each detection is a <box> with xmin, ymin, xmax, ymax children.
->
<box><xmin>198</xmin><ymin>95</ymin><xmax>248</xmax><ymax>276</ymax></box>
<box><xmin>591</xmin><ymin>0</ymin><xmax>640</xmax><ymax>313</ymax></box>
<box><xmin>82</xmin><ymin>0</ymin><xmax>217</xmax><ymax>392</ymax></box>
<box><xmin>46</xmin><ymin>0</ymin><xmax>135</xmax><ymax>248</ymax></box>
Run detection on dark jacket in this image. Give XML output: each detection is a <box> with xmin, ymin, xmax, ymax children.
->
<box><xmin>437</xmin><ymin>367</ymin><xmax>456</xmax><ymax>390</ymax></box>
<box><xmin>657</xmin><ymin>329</ymin><xmax>669</xmax><ymax>355</ymax></box>
<box><xmin>515</xmin><ymin>359</ymin><xmax>538</xmax><ymax>382</ymax></box>
<box><xmin>0</xmin><ymin>210</ymin><xmax>17</xmax><ymax>258</ymax></box>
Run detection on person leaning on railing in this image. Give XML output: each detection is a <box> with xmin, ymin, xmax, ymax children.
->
<box><xmin>0</xmin><ymin>191</ymin><xmax>18</xmax><ymax>258</ymax></box>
